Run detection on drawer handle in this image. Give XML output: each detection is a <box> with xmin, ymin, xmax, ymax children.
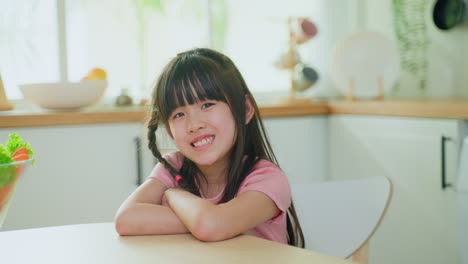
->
<box><xmin>441</xmin><ymin>135</ymin><xmax>453</xmax><ymax>190</ymax></box>
<box><xmin>134</xmin><ymin>137</ymin><xmax>142</xmax><ymax>186</ymax></box>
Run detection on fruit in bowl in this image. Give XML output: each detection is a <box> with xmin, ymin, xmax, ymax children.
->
<box><xmin>20</xmin><ymin>80</ymin><xmax>107</xmax><ymax>110</ymax></box>
<box><xmin>20</xmin><ymin>67</ymin><xmax>108</xmax><ymax>110</ymax></box>
<box><xmin>20</xmin><ymin>68</ymin><xmax>108</xmax><ymax>110</ymax></box>
<box><xmin>82</xmin><ymin>67</ymin><xmax>107</xmax><ymax>81</ymax></box>
<box><xmin>0</xmin><ymin>133</ymin><xmax>35</xmax><ymax>228</ymax></box>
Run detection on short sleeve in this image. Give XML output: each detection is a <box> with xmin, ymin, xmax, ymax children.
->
<box><xmin>238</xmin><ymin>160</ymin><xmax>291</xmax><ymax>223</ymax></box>
<box><xmin>147</xmin><ymin>151</ymin><xmax>183</xmax><ymax>189</ymax></box>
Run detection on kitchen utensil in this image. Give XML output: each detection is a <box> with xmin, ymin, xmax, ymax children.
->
<box><xmin>20</xmin><ymin>80</ymin><xmax>107</xmax><ymax>110</ymax></box>
<box><xmin>330</xmin><ymin>31</ymin><xmax>400</xmax><ymax>99</ymax></box>
<box><xmin>433</xmin><ymin>0</ymin><xmax>467</xmax><ymax>30</ymax></box>
<box><xmin>294</xmin><ymin>64</ymin><xmax>319</xmax><ymax>92</ymax></box>
<box><xmin>274</xmin><ymin>47</ymin><xmax>302</xmax><ymax>70</ymax></box>
<box><xmin>292</xmin><ymin>18</ymin><xmax>318</xmax><ymax>45</ymax></box>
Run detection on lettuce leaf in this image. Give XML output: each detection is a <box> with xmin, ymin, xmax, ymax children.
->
<box><xmin>0</xmin><ymin>165</ymin><xmax>15</xmax><ymax>187</ymax></box>
<box><xmin>0</xmin><ymin>145</ymin><xmax>14</xmax><ymax>165</ymax></box>
<box><xmin>0</xmin><ymin>133</ymin><xmax>35</xmax><ymax>188</ymax></box>
<box><xmin>6</xmin><ymin>133</ymin><xmax>34</xmax><ymax>157</ymax></box>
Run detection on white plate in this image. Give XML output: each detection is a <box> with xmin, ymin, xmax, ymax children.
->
<box><xmin>330</xmin><ymin>32</ymin><xmax>400</xmax><ymax>99</ymax></box>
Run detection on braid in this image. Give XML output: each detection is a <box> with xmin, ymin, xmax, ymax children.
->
<box><xmin>147</xmin><ymin>111</ymin><xmax>178</xmax><ymax>177</ymax></box>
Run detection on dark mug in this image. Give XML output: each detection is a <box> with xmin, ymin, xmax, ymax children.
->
<box><xmin>294</xmin><ymin>64</ymin><xmax>319</xmax><ymax>92</ymax></box>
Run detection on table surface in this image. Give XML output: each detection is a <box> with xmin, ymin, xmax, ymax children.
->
<box><xmin>0</xmin><ymin>223</ymin><xmax>351</xmax><ymax>264</ymax></box>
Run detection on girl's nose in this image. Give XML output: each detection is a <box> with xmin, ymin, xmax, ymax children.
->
<box><xmin>187</xmin><ymin>115</ymin><xmax>205</xmax><ymax>133</ymax></box>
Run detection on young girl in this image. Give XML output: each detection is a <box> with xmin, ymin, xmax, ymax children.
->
<box><xmin>115</xmin><ymin>48</ymin><xmax>304</xmax><ymax>247</ymax></box>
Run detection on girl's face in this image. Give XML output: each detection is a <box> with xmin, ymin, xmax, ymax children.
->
<box><xmin>167</xmin><ymin>99</ymin><xmax>236</xmax><ymax>174</ymax></box>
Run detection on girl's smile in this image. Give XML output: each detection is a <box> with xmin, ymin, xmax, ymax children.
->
<box><xmin>191</xmin><ymin>135</ymin><xmax>215</xmax><ymax>148</ymax></box>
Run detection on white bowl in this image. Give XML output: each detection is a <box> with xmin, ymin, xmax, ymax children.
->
<box><xmin>19</xmin><ymin>80</ymin><xmax>107</xmax><ymax>110</ymax></box>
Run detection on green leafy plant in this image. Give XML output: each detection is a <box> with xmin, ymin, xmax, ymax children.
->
<box><xmin>0</xmin><ymin>146</ymin><xmax>13</xmax><ymax>165</ymax></box>
<box><xmin>392</xmin><ymin>0</ymin><xmax>431</xmax><ymax>92</ymax></box>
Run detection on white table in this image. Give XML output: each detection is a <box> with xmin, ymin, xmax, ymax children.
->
<box><xmin>0</xmin><ymin>223</ymin><xmax>351</xmax><ymax>264</ymax></box>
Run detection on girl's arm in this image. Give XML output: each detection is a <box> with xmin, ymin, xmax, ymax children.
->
<box><xmin>114</xmin><ymin>178</ymin><xmax>189</xmax><ymax>235</ymax></box>
<box><xmin>164</xmin><ymin>188</ymin><xmax>279</xmax><ymax>242</ymax></box>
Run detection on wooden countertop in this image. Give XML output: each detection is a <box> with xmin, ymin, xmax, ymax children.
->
<box><xmin>327</xmin><ymin>99</ymin><xmax>468</xmax><ymax>119</ymax></box>
<box><xmin>1</xmin><ymin>99</ymin><xmax>467</xmax><ymax>128</ymax></box>
<box><xmin>0</xmin><ymin>223</ymin><xmax>351</xmax><ymax>264</ymax></box>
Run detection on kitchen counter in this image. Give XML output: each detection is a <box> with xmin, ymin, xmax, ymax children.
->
<box><xmin>327</xmin><ymin>99</ymin><xmax>468</xmax><ymax>119</ymax></box>
<box><xmin>0</xmin><ymin>101</ymin><xmax>330</xmax><ymax>128</ymax></box>
<box><xmin>0</xmin><ymin>223</ymin><xmax>351</xmax><ymax>264</ymax></box>
<box><xmin>1</xmin><ymin>98</ymin><xmax>468</xmax><ymax>128</ymax></box>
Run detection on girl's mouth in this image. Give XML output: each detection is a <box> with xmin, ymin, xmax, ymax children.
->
<box><xmin>191</xmin><ymin>136</ymin><xmax>215</xmax><ymax>147</ymax></box>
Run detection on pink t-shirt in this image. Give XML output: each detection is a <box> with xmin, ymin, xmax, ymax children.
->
<box><xmin>148</xmin><ymin>152</ymin><xmax>291</xmax><ymax>244</ymax></box>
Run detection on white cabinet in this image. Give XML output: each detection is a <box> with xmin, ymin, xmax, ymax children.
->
<box><xmin>0</xmin><ymin>116</ymin><xmax>327</xmax><ymax>231</ymax></box>
<box><xmin>329</xmin><ymin>115</ymin><xmax>461</xmax><ymax>264</ymax></box>
<box><xmin>264</xmin><ymin>116</ymin><xmax>328</xmax><ymax>184</ymax></box>
<box><xmin>0</xmin><ymin>123</ymin><xmax>152</xmax><ymax>230</ymax></box>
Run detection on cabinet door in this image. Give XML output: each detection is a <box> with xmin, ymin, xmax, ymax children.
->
<box><xmin>329</xmin><ymin>116</ymin><xmax>459</xmax><ymax>264</ymax></box>
<box><xmin>264</xmin><ymin>116</ymin><xmax>328</xmax><ymax>184</ymax></box>
<box><xmin>0</xmin><ymin>123</ymin><xmax>147</xmax><ymax>230</ymax></box>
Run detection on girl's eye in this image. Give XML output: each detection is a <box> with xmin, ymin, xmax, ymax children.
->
<box><xmin>201</xmin><ymin>102</ymin><xmax>215</xmax><ymax>110</ymax></box>
<box><xmin>173</xmin><ymin>112</ymin><xmax>184</xmax><ymax>119</ymax></box>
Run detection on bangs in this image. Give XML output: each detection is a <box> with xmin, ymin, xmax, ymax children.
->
<box><xmin>159</xmin><ymin>59</ymin><xmax>230</xmax><ymax>120</ymax></box>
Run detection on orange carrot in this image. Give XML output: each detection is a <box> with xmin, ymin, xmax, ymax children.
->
<box><xmin>0</xmin><ymin>185</ymin><xmax>13</xmax><ymax>211</ymax></box>
<box><xmin>12</xmin><ymin>147</ymin><xmax>29</xmax><ymax>161</ymax></box>
<box><xmin>12</xmin><ymin>147</ymin><xmax>29</xmax><ymax>178</ymax></box>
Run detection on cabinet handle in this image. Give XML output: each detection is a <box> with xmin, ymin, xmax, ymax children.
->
<box><xmin>441</xmin><ymin>135</ymin><xmax>453</xmax><ymax>190</ymax></box>
<box><xmin>134</xmin><ymin>137</ymin><xmax>142</xmax><ymax>186</ymax></box>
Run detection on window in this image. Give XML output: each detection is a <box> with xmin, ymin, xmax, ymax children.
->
<box><xmin>0</xmin><ymin>0</ymin><xmax>59</xmax><ymax>99</ymax></box>
<box><xmin>65</xmin><ymin>0</ymin><xmax>210</xmax><ymax>99</ymax></box>
<box><xmin>1</xmin><ymin>0</ymin><xmax>348</xmax><ymax>101</ymax></box>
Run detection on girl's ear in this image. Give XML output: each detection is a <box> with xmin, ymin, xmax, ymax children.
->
<box><xmin>245</xmin><ymin>95</ymin><xmax>255</xmax><ymax>124</ymax></box>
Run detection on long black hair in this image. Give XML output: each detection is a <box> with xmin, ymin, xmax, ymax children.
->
<box><xmin>146</xmin><ymin>48</ymin><xmax>304</xmax><ymax>248</ymax></box>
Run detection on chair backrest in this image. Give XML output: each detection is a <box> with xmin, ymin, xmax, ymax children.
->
<box><xmin>291</xmin><ymin>176</ymin><xmax>392</xmax><ymax>259</ymax></box>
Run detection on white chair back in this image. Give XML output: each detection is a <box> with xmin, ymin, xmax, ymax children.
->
<box><xmin>291</xmin><ymin>176</ymin><xmax>392</xmax><ymax>259</ymax></box>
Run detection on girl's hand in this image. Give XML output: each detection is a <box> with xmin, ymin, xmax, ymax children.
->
<box><xmin>114</xmin><ymin>179</ymin><xmax>189</xmax><ymax>236</ymax></box>
<box><xmin>163</xmin><ymin>188</ymin><xmax>216</xmax><ymax>239</ymax></box>
<box><xmin>163</xmin><ymin>188</ymin><xmax>279</xmax><ymax>243</ymax></box>
<box><xmin>163</xmin><ymin>187</ymin><xmax>186</xmax><ymax>205</ymax></box>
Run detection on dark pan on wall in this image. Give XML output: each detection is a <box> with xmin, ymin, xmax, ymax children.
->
<box><xmin>433</xmin><ymin>0</ymin><xmax>468</xmax><ymax>30</ymax></box>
